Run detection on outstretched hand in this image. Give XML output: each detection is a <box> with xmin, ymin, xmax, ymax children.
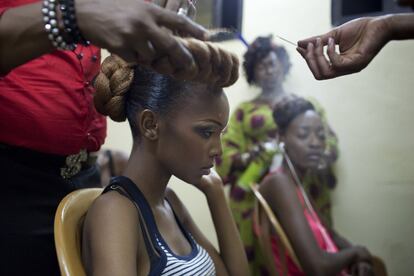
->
<box><xmin>76</xmin><ymin>0</ymin><xmax>206</xmax><ymax>79</ymax></box>
<box><xmin>297</xmin><ymin>16</ymin><xmax>391</xmax><ymax>80</ymax></box>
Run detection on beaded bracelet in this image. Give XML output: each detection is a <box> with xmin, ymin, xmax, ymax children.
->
<box><xmin>42</xmin><ymin>0</ymin><xmax>76</xmax><ymax>50</ymax></box>
<box><xmin>42</xmin><ymin>0</ymin><xmax>89</xmax><ymax>50</ymax></box>
<box><xmin>59</xmin><ymin>0</ymin><xmax>90</xmax><ymax>46</ymax></box>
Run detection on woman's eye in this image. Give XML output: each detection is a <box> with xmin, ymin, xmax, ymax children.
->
<box><xmin>318</xmin><ymin>132</ymin><xmax>326</xmax><ymax>140</ymax></box>
<box><xmin>297</xmin><ymin>132</ymin><xmax>308</xmax><ymax>139</ymax></box>
<box><xmin>204</xmin><ymin>131</ymin><xmax>214</xmax><ymax>138</ymax></box>
<box><xmin>197</xmin><ymin>128</ymin><xmax>214</xmax><ymax>138</ymax></box>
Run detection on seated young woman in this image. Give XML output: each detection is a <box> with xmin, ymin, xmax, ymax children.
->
<box><xmin>81</xmin><ymin>39</ymin><xmax>248</xmax><ymax>276</ymax></box>
<box><xmin>259</xmin><ymin>96</ymin><xmax>374</xmax><ymax>276</ymax></box>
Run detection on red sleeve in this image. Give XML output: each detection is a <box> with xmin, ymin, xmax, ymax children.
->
<box><xmin>0</xmin><ymin>8</ymin><xmax>8</xmax><ymax>77</ymax></box>
<box><xmin>0</xmin><ymin>8</ymin><xmax>8</xmax><ymax>16</ymax></box>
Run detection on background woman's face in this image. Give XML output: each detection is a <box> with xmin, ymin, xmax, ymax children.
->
<box><xmin>282</xmin><ymin>110</ymin><xmax>326</xmax><ymax>171</ymax></box>
<box><xmin>156</xmin><ymin>84</ymin><xmax>229</xmax><ymax>185</ymax></box>
<box><xmin>254</xmin><ymin>51</ymin><xmax>284</xmax><ymax>90</ymax></box>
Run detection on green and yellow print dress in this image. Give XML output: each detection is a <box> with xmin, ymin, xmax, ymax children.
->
<box><xmin>215</xmin><ymin>99</ymin><xmax>338</xmax><ymax>275</ymax></box>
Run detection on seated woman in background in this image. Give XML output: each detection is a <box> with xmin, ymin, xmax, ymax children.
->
<box><xmin>259</xmin><ymin>96</ymin><xmax>373</xmax><ymax>276</ymax></box>
<box><xmin>96</xmin><ymin>149</ymin><xmax>129</xmax><ymax>187</ymax></box>
<box><xmin>82</xmin><ymin>40</ymin><xmax>248</xmax><ymax>276</ymax></box>
<box><xmin>215</xmin><ymin>35</ymin><xmax>339</xmax><ymax>273</ymax></box>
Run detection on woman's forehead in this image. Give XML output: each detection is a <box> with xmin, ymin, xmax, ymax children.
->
<box><xmin>172</xmin><ymin>90</ymin><xmax>229</xmax><ymax>122</ymax></box>
<box><xmin>289</xmin><ymin>110</ymin><xmax>322</xmax><ymax>128</ymax></box>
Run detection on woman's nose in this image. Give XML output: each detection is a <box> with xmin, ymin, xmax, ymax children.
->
<box><xmin>210</xmin><ymin>139</ymin><xmax>223</xmax><ymax>158</ymax></box>
<box><xmin>309</xmin><ymin>133</ymin><xmax>322</xmax><ymax>148</ymax></box>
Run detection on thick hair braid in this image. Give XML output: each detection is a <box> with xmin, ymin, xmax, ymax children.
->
<box><xmin>94</xmin><ymin>39</ymin><xmax>239</xmax><ymax>121</ymax></box>
<box><xmin>94</xmin><ymin>55</ymin><xmax>134</xmax><ymax>122</ymax></box>
<box><xmin>179</xmin><ymin>37</ymin><xmax>239</xmax><ymax>87</ymax></box>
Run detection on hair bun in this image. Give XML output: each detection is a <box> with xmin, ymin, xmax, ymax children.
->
<box><xmin>94</xmin><ymin>55</ymin><xmax>134</xmax><ymax>122</ymax></box>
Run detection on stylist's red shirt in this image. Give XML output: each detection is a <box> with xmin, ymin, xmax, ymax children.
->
<box><xmin>0</xmin><ymin>0</ymin><xmax>106</xmax><ymax>155</ymax></box>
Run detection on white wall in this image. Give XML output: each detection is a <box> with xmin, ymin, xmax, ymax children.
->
<box><xmin>102</xmin><ymin>1</ymin><xmax>414</xmax><ymax>274</ymax></box>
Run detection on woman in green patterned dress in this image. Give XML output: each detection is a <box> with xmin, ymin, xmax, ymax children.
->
<box><xmin>215</xmin><ymin>35</ymin><xmax>339</xmax><ymax>275</ymax></box>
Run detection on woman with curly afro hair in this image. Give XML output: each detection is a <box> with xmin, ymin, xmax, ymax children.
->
<box><xmin>215</xmin><ymin>35</ymin><xmax>339</xmax><ymax>275</ymax></box>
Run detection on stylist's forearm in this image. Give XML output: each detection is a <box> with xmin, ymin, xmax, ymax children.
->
<box><xmin>0</xmin><ymin>2</ymin><xmax>53</xmax><ymax>74</ymax></box>
<box><xmin>205</xmin><ymin>186</ymin><xmax>249</xmax><ymax>276</ymax></box>
<box><xmin>385</xmin><ymin>13</ymin><xmax>414</xmax><ymax>40</ymax></box>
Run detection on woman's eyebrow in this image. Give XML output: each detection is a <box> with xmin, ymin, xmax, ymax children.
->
<box><xmin>197</xmin><ymin>119</ymin><xmax>224</xmax><ymax>127</ymax></box>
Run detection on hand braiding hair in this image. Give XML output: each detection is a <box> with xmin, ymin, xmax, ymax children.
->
<box><xmin>94</xmin><ymin>38</ymin><xmax>239</xmax><ymax>122</ymax></box>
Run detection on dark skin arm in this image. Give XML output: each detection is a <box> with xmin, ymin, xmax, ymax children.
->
<box><xmin>82</xmin><ymin>192</ymin><xmax>144</xmax><ymax>276</ymax></box>
<box><xmin>0</xmin><ymin>0</ymin><xmax>206</xmax><ymax>75</ymax></box>
<box><xmin>300</xmin><ymin>183</ymin><xmax>375</xmax><ymax>276</ymax></box>
<box><xmin>297</xmin><ymin>13</ymin><xmax>414</xmax><ymax>80</ymax></box>
<box><xmin>166</xmin><ymin>172</ymin><xmax>249</xmax><ymax>276</ymax></box>
<box><xmin>259</xmin><ymin>173</ymin><xmax>372</xmax><ymax>276</ymax></box>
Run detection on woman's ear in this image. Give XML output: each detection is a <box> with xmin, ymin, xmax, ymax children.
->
<box><xmin>139</xmin><ymin>109</ymin><xmax>159</xmax><ymax>141</ymax></box>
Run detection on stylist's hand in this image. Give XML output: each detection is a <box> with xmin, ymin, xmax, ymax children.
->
<box><xmin>296</xmin><ymin>16</ymin><xmax>391</xmax><ymax>80</ymax></box>
<box><xmin>153</xmin><ymin>0</ymin><xmax>196</xmax><ymax>19</ymax></box>
<box><xmin>76</xmin><ymin>0</ymin><xmax>206</xmax><ymax>78</ymax></box>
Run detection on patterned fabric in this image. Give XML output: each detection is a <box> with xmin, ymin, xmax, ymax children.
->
<box><xmin>215</xmin><ymin>98</ymin><xmax>338</xmax><ymax>275</ymax></box>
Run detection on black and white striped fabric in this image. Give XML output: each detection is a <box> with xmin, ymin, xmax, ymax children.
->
<box><xmin>104</xmin><ymin>176</ymin><xmax>216</xmax><ymax>276</ymax></box>
<box><xmin>157</xmin><ymin>237</ymin><xmax>216</xmax><ymax>276</ymax></box>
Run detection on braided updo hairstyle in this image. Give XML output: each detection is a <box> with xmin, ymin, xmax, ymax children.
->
<box><xmin>272</xmin><ymin>96</ymin><xmax>315</xmax><ymax>135</ymax></box>
<box><xmin>243</xmin><ymin>35</ymin><xmax>291</xmax><ymax>85</ymax></box>
<box><xmin>94</xmin><ymin>38</ymin><xmax>239</xmax><ymax>138</ymax></box>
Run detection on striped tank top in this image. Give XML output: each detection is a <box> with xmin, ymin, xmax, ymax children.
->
<box><xmin>104</xmin><ymin>176</ymin><xmax>216</xmax><ymax>276</ymax></box>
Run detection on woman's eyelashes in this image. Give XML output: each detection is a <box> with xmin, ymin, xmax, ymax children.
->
<box><xmin>318</xmin><ymin>131</ymin><xmax>326</xmax><ymax>140</ymax></box>
<box><xmin>195</xmin><ymin>126</ymin><xmax>216</xmax><ymax>139</ymax></box>
<box><xmin>295</xmin><ymin>128</ymin><xmax>326</xmax><ymax>140</ymax></box>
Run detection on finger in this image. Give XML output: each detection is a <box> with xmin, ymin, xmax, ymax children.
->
<box><xmin>314</xmin><ymin>37</ymin><xmax>335</xmax><ymax>79</ymax></box>
<box><xmin>326</xmin><ymin>37</ymin><xmax>340</xmax><ymax>65</ymax></box>
<box><xmin>165</xmin><ymin>0</ymin><xmax>183</xmax><ymax>12</ymax></box>
<box><xmin>114</xmin><ymin>50</ymin><xmax>137</xmax><ymax>64</ymax></box>
<box><xmin>134</xmin><ymin>40</ymin><xmax>157</xmax><ymax>64</ymax></box>
<box><xmin>302</xmin><ymin>42</ymin><xmax>322</xmax><ymax>80</ymax></box>
<box><xmin>326</xmin><ymin>36</ymin><xmax>349</xmax><ymax>76</ymax></box>
<box><xmin>167</xmin><ymin>37</ymin><xmax>199</xmax><ymax>80</ymax></box>
<box><xmin>151</xmin><ymin>55</ymin><xmax>175</xmax><ymax>75</ymax></box>
<box><xmin>297</xmin><ymin>30</ymin><xmax>336</xmax><ymax>49</ymax></box>
<box><xmin>155</xmin><ymin>7</ymin><xmax>207</xmax><ymax>40</ymax></box>
<box><xmin>147</xmin><ymin>23</ymin><xmax>196</xmax><ymax>70</ymax></box>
